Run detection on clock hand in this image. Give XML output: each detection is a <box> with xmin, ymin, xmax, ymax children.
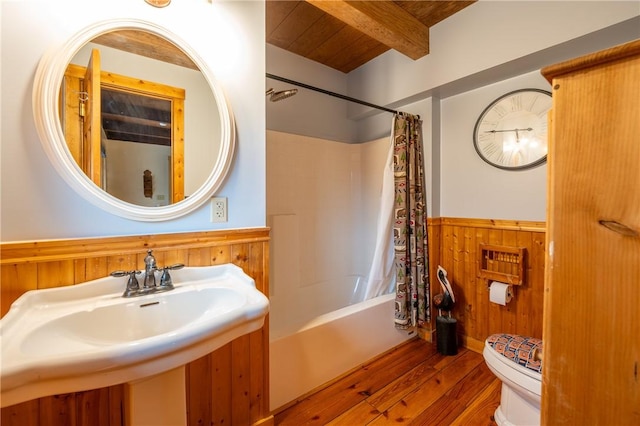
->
<box><xmin>484</xmin><ymin>127</ymin><xmax>533</xmax><ymax>134</ymax></box>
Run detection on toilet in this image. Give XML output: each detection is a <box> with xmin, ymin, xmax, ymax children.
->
<box><xmin>483</xmin><ymin>334</ymin><xmax>542</xmax><ymax>426</ymax></box>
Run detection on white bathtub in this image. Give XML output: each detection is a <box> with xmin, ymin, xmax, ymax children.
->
<box><xmin>269</xmin><ymin>279</ymin><xmax>414</xmax><ymax>411</ymax></box>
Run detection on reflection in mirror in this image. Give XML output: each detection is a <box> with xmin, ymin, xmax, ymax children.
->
<box><xmin>64</xmin><ymin>30</ymin><xmax>220</xmax><ymax>206</ymax></box>
<box><xmin>33</xmin><ymin>19</ymin><xmax>236</xmax><ymax>221</ymax></box>
<box><xmin>102</xmin><ymin>89</ymin><xmax>174</xmax><ymax>206</ymax></box>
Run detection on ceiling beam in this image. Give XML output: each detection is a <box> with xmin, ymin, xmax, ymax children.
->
<box><xmin>304</xmin><ymin>0</ymin><xmax>430</xmax><ymax>60</ymax></box>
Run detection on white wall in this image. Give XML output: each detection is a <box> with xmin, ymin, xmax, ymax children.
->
<box><xmin>441</xmin><ymin>71</ymin><xmax>550</xmax><ymax>221</ymax></box>
<box><xmin>266</xmin><ymin>44</ymin><xmax>357</xmax><ymax>143</ymax></box>
<box><xmin>104</xmin><ymin>140</ymin><xmax>171</xmax><ymax>207</ymax></box>
<box><xmin>0</xmin><ymin>0</ymin><xmax>265</xmax><ymax>242</ymax></box>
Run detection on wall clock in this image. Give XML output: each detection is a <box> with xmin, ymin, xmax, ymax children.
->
<box><xmin>145</xmin><ymin>0</ymin><xmax>171</xmax><ymax>7</ymax></box>
<box><xmin>473</xmin><ymin>88</ymin><xmax>552</xmax><ymax>170</ymax></box>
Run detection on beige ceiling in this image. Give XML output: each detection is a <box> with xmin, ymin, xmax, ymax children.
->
<box><xmin>266</xmin><ymin>0</ymin><xmax>476</xmax><ymax>73</ymax></box>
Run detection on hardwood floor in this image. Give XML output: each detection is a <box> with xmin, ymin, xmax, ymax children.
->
<box><xmin>274</xmin><ymin>338</ymin><xmax>501</xmax><ymax>425</ymax></box>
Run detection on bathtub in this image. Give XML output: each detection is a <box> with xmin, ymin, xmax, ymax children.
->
<box><xmin>269</xmin><ymin>277</ymin><xmax>414</xmax><ymax>411</ymax></box>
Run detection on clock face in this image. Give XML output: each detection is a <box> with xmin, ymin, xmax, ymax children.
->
<box><xmin>473</xmin><ymin>89</ymin><xmax>552</xmax><ymax>170</ymax></box>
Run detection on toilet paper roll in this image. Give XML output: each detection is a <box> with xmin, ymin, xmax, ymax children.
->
<box><xmin>489</xmin><ymin>281</ymin><xmax>513</xmax><ymax>306</ymax></box>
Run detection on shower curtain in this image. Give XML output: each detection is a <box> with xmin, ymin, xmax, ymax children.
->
<box><xmin>365</xmin><ymin>113</ymin><xmax>430</xmax><ymax>329</ymax></box>
<box><xmin>392</xmin><ymin>113</ymin><xmax>429</xmax><ymax>328</ymax></box>
<box><xmin>363</xmin><ymin>129</ymin><xmax>397</xmax><ymax>301</ymax></box>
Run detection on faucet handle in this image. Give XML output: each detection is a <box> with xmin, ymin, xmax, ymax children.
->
<box><xmin>158</xmin><ymin>264</ymin><xmax>184</xmax><ymax>290</ymax></box>
<box><xmin>159</xmin><ymin>268</ymin><xmax>173</xmax><ymax>289</ymax></box>
<box><xmin>126</xmin><ymin>270</ymin><xmax>142</xmax><ymax>289</ymax></box>
<box><xmin>165</xmin><ymin>263</ymin><xmax>185</xmax><ymax>271</ymax></box>
<box><xmin>111</xmin><ymin>270</ymin><xmax>142</xmax><ymax>297</ymax></box>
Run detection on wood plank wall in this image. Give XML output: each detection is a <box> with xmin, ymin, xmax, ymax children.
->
<box><xmin>430</xmin><ymin>218</ymin><xmax>546</xmax><ymax>352</ymax></box>
<box><xmin>0</xmin><ymin>228</ymin><xmax>273</xmax><ymax>426</ymax></box>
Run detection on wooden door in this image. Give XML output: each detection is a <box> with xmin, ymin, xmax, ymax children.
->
<box><xmin>82</xmin><ymin>48</ymin><xmax>102</xmax><ymax>186</ymax></box>
<box><xmin>64</xmin><ymin>57</ymin><xmax>185</xmax><ymax>203</ymax></box>
<box><xmin>541</xmin><ymin>40</ymin><xmax>640</xmax><ymax>425</ymax></box>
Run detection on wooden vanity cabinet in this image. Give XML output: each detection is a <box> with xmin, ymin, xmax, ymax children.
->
<box><xmin>540</xmin><ymin>40</ymin><xmax>640</xmax><ymax>425</ymax></box>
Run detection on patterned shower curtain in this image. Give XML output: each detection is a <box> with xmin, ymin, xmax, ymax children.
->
<box><xmin>392</xmin><ymin>113</ymin><xmax>430</xmax><ymax>329</ymax></box>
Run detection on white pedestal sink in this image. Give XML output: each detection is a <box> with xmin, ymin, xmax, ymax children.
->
<box><xmin>126</xmin><ymin>366</ymin><xmax>188</xmax><ymax>426</ymax></box>
<box><xmin>0</xmin><ymin>264</ymin><xmax>270</xmax><ymax>415</ymax></box>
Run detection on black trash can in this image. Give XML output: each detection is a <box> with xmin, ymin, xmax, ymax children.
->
<box><xmin>436</xmin><ymin>315</ymin><xmax>458</xmax><ymax>355</ymax></box>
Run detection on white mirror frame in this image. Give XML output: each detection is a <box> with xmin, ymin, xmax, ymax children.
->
<box><xmin>32</xmin><ymin>18</ymin><xmax>236</xmax><ymax>221</ymax></box>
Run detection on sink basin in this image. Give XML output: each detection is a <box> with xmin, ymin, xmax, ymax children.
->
<box><xmin>22</xmin><ymin>287</ymin><xmax>245</xmax><ymax>348</ymax></box>
<box><xmin>0</xmin><ymin>264</ymin><xmax>269</xmax><ymax>408</ymax></box>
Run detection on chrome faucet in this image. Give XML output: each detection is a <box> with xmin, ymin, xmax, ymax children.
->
<box><xmin>110</xmin><ymin>249</ymin><xmax>185</xmax><ymax>298</ymax></box>
<box><xmin>143</xmin><ymin>249</ymin><xmax>157</xmax><ymax>289</ymax></box>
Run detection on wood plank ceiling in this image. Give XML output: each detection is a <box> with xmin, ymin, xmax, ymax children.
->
<box><xmin>266</xmin><ymin>0</ymin><xmax>476</xmax><ymax>73</ymax></box>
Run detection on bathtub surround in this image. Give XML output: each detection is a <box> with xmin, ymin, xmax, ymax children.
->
<box><xmin>268</xmin><ymin>115</ymin><xmax>431</xmax><ymax>332</ymax></box>
<box><xmin>267</xmin><ymin>131</ymin><xmax>388</xmax><ymax>312</ymax></box>
<box><xmin>0</xmin><ymin>229</ymin><xmax>272</xmax><ymax>426</ymax></box>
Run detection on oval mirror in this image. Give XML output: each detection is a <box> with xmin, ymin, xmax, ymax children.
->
<box><xmin>33</xmin><ymin>19</ymin><xmax>235</xmax><ymax>221</ymax></box>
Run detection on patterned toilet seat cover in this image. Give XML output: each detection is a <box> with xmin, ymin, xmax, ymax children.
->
<box><xmin>486</xmin><ymin>333</ymin><xmax>543</xmax><ymax>373</ymax></box>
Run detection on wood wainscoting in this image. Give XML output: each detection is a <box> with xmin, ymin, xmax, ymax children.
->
<box><xmin>0</xmin><ymin>228</ymin><xmax>272</xmax><ymax>426</ymax></box>
<box><xmin>429</xmin><ymin>218</ymin><xmax>546</xmax><ymax>352</ymax></box>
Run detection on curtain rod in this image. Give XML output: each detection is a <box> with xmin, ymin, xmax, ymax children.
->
<box><xmin>266</xmin><ymin>73</ymin><xmax>402</xmax><ymax>115</ymax></box>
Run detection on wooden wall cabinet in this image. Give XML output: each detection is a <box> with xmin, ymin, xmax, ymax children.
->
<box><xmin>541</xmin><ymin>40</ymin><xmax>640</xmax><ymax>425</ymax></box>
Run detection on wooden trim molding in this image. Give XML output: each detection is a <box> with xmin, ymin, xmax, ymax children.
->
<box><xmin>1</xmin><ymin>228</ymin><xmax>269</xmax><ymax>265</ymax></box>
<box><xmin>459</xmin><ymin>335</ymin><xmax>485</xmax><ymax>354</ymax></box>
<box><xmin>426</xmin><ymin>217</ymin><xmax>442</xmax><ymax>226</ymax></box>
<box><xmin>542</xmin><ymin>39</ymin><xmax>640</xmax><ymax>83</ymax></box>
<box><xmin>439</xmin><ymin>217</ymin><xmax>545</xmax><ymax>232</ymax></box>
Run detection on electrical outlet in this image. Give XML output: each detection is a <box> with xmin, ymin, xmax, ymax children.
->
<box><xmin>210</xmin><ymin>197</ymin><xmax>227</xmax><ymax>222</ymax></box>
